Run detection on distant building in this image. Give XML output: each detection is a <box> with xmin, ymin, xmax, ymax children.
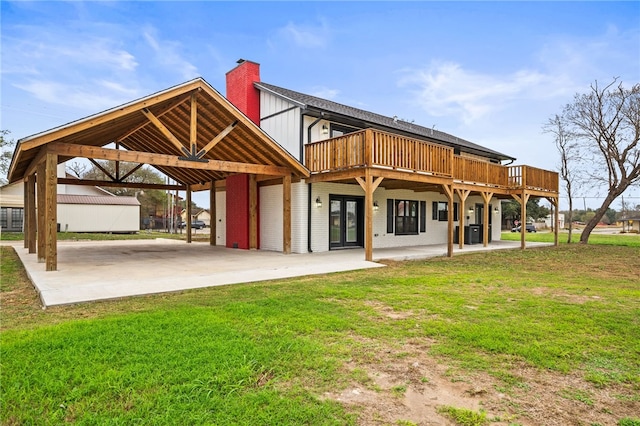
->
<box><xmin>0</xmin><ymin>163</ymin><xmax>140</xmax><ymax>233</ymax></box>
<box><xmin>543</xmin><ymin>213</ymin><xmax>565</xmax><ymax>230</ymax></box>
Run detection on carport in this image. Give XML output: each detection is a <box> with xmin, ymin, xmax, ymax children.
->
<box><xmin>7</xmin><ymin>78</ymin><xmax>309</xmax><ymax>271</ymax></box>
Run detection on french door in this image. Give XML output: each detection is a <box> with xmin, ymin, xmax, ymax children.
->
<box><xmin>329</xmin><ymin>196</ymin><xmax>364</xmax><ymax>249</ymax></box>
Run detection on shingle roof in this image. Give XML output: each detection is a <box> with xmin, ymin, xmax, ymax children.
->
<box><xmin>57</xmin><ymin>195</ymin><xmax>140</xmax><ymax>206</ymax></box>
<box><xmin>255</xmin><ymin>82</ymin><xmax>515</xmax><ymax>162</ymax></box>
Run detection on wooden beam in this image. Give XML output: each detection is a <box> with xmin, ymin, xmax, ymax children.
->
<box><xmin>283</xmin><ymin>174</ymin><xmax>291</xmax><ymax>254</ymax></box>
<box><xmin>119</xmin><ymin>163</ymin><xmax>145</xmax><ymax>182</ymax></box>
<box><xmin>50</xmin><ymin>143</ymin><xmax>292</xmax><ymax>177</ymax></box>
<box><xmin>26</xmin><ymin>174</ymin><xmax>36</xmax><ymax>253</ymax></box>
<box><xmin>190</xmin><ymin>93</ymin><xmax>198</xmax><ymax>155</ymax></box>
<box><xmin>141</xmin><ymin>108</ymin><xmax>189</xmax><ymax>156</ymax></box>
<box><xmin>37</xmin><ymin>162</ymin><xmax>46</xmax><ymax>263</ymax></box>
<box><xmin>210</xmin><ymin>181</ymin><xmax>216</xmax><ymax>246</ymax></box>
<box><xmin>57</xmin><ymin>178</ymin><xmax>185</xmax><ymax>191</ymax></box>
<box><xmin>196</xmin><ymin>121</ymin><xmax>238</xmax><ymax>159</ymax></box>
<box><xmin>88</xmin><ymin>158</ymin><xmax>116</xmax><ymax>181</ymax></box>
<box><xmin>117</xmin><ymin>92</ymin><xmax>194</xmax><ymax>142</ymax></box>
<box><xmin>249</xmin><ymin>174</ymin><xmax>258</xmax><ymax>250</ymax></box>
<box><xmin>45</xmin><ymin>152</ymin><xmax>57</xmax><ymax>271</ymax></box>
<box><xmin>24</xmin><ymin>146</ymin><xmax>48</xmax><ymax>178</ymax></box>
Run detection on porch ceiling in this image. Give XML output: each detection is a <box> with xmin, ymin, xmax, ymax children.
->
<box><xmin>8</xmin><ymin>78</ymin><xmax>308</xmax><ymax>186</ymax></box>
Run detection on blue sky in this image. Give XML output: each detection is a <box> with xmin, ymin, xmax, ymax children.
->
<box><xmin>2</xmin><ymin>1</ymin><xmax>639</xmax><ymax>209</ymax></box>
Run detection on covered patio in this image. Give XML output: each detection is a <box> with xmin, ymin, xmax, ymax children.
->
<box><xmin>7</xmin><ymin>78</ymin><xmax>308</xmax><ymax>271</ymax></box>
<box><xmin>6</xmin><ymin>238</ymin><xmax>552</xmax><ymax>307</ymax></box>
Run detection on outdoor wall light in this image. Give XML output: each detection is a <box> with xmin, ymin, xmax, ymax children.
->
<box><xmin>373</xmin><ymin>201</ymin><xmax>379</xmax><ymax>211</ymax></box>
<box><xmin>468</xmin><ymin>207</ymin><xmax>474</xmax><ymax>214</ymax></box>
<box><xmin>315</xmin><ymin>196</ymin><xmax>322</xmax><ymax>208</ymax></box>
<box><xmin>493</xmin><ymin>206</ymin><xmax>500</xmax><ymax>213</ymax></box>
<box><xmin>321</xmin><ymin>124</ymin><xmax>329</xmax><ymax>135</ymax></box>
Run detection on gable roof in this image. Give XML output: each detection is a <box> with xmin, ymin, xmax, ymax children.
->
<box><xmin>8</xmin><ymin>78</ymin><xmax>308</xmax><ymax>185</ymax></box>
<box><xmin>255</xmin><ymin>82</ymin><xmax>515</xmax><ymax>162</ymax></box>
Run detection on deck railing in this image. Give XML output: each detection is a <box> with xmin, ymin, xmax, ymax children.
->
<box><xmin>305</xmin><ymin>129</ymin><xmax>558</xmax><ymax>193</ymax></box>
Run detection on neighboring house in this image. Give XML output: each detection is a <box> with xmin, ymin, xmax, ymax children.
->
<box><xmin>542</xmin><ymin>213</ymin><xmax>565</xmax><ymax>230</ymax></box>
<box><xmin>620</xmin><ymin>216</ymin><xmax>640</xmax><ymax>233</ymax></box>
<box><xmin>0</xmin><ymin>163</ymin><xmax>140</xmax><ymax>233</ymax></box>
<box><xmin>180</xmin><ymin>208</ymin><xmax>210</xmax><ymax>226</ymax></box>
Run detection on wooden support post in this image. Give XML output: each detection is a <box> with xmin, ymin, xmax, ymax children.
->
<box><xmin>249</xmin><ymin>174</ymin><xmax>258</xmax><ymax>249</ymax></box>
<box><xmin>356</xmin><ymin>173</ymin><xmax>383</xmax><ymax>262</ymax></box>
<box><xmin>26</xmin><ymin>174</ymin><xmax>36</xmax><ymax>253</ymax></box>
<box><xmin>186</xmin><ymin>185</ymin><xmax>192</xmax><ymax>243</ymax></box>
<box><xmin>44</xmin><ymin>152</ymin><xmax>57</xmax><ymax>271</ymax></box>
<box><xmin>455</xmin><ymin>189</ymin><xmax>470</xmax><ymax>249</ymax></box>
<box><xmin>481</xmin><ymin>191</ymin><xmax>493</xmax><ymax>247</ymax></box>
<box><xmin>283</xmin><ymin>174</ymin><xmax>291</xmax><ymax>254</ymax></box>
<box><xmin>441</xmin><ymin>184</ymin><xmax>454</xmax><ymax>258</ymax></box>
<box><xmin>514</xmin><ymin>191</ymin><xmax>530</xmax><ymax>250</ymax></box>
<box><xmin>23</xmin><ymin>180</ymin><xmax>29</xmax><ymax>249</ymax></box>
<box><xmin>549</xmin><ymin>196</ymin><xmax>559</xmax><ymax>246</ymax></box>
<box><xmin>37</xmin><ymin>161</ymin><xmax>46</xmax><ymax>263</ymax></box>
<box><xmin>209</xmin><ymin>182</ymin><xmax>216</xmax><ymax>246</ymax></box>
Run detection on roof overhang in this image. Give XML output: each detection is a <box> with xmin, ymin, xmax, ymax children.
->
<box><xmin>8</xmin><ymin>78</ymin><xmax>309</xmax><ymax>186</ymax></box>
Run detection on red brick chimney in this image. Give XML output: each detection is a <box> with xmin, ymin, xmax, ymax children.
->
<box><xmin>225</xmin><ymin>59</ymin><xmax>261</xmax><ymax>125</ymax></box>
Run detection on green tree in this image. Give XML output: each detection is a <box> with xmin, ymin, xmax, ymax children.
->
<box><xmin>502</xmin><ymin>198</ymin><xmax>550</xmax><ymax>222</ymax></box>
<box><xmin>0</xmin><ymin>130</ymin><xmax>16</xmax><ymax>185</ymax></box>
<box><xmin>81</xmin><ymin>161</ymin><xmax>168</xmax><ymax>220</ymax></box>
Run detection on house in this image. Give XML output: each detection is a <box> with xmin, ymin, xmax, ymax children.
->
<box><xmin>620</xmin><ymin>216</ymin><xmax>640</xmax><ymax>233</ymax></box>
<box><xmin>6</xmin><ymin>60</ymin><xmax>558</xmax><ymax>271</ymax></box>
<box><xmin>1</xmin><ymin>163</ymin><xmax>140</xmax><ymax>233</ymax></box>
<box><xmin>223</xmin><ymin>60</ymin><xmax>558</xmax><ymax>257</ymax></box>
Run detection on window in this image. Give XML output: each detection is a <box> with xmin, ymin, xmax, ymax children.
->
<box><xmin>330</xmin><ymin>124</ymin><xmax>359</xmax><ymax>137</ymax></box>
<box><xmin>0</xmin><ymin>208</ymin><xmax>7</xmax><ymax>228</ymax></box>
<box><xmin>11</xmin><ymin>208</ymin><xmax>23</xmax><ymax>225</ymax></box>
<box><xmin>432</xmin><ymin>201</ymin><xmax>459</xmax><ymax>221</ymax></box>
<box><xmin>395</xmin><ymin>200</ymin><xmax>418</xmax><ymax>235</ymax></box>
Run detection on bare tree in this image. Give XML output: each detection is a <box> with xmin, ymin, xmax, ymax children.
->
<box><xmin>559</xmin><ymin>79</ymin><xmax>640</xmax><ymax>243</ymax></box>
<box><xmin>66</xmin><ymin>161</ymin><xmax>87</xmax><ymax>178</ymax></box>
<box><xmin>544</xmin><ymin>114</ymin><xmax>581</xmax><ymax>243</ymax></box>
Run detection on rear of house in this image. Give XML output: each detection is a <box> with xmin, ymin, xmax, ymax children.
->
<box><xmin>219</xmin><ymin>60</ymin><xmax>554</xmax><ymax>254</ymax></box>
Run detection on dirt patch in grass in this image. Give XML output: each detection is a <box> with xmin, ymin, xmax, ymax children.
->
<box><xmin>325</xmin><ymin>335</ymin><xmax>639</xmax><ymax>426</ymax></box>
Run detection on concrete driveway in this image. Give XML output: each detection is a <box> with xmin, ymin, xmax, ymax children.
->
<box><xmin>7</xmin><ymin>238</ymin><xmax>545</xmax><ymax>307</ymax></box>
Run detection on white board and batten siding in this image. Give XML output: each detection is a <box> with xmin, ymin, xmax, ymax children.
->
<box><xmin>260</xmin><ymin>91</ymin><xmax>302</xmax><ymax>160</ymax></box>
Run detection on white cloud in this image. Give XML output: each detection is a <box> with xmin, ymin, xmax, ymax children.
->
<box><xmin>15</xmin><ymin>79</ymin><xmax>139</xmax><ymax>111</ymax></box>
<box><xmin>142</xmin><ymin>27</ymin><xmax>199</xmax><ymax>80</ymax></box>
<box><xmin>273</xmin><ymin>19</ymin><xmax>331</xmax><ymax>49</ymax></box>
<box><xmin>398</xmin><ymin>61</ymin><xmax>568</xmax><ymax>125</ymax></box>
<box><xmin>309</xmin><ymin>87</ymin><xmax>340</xmax><ymax>100</ymax></box>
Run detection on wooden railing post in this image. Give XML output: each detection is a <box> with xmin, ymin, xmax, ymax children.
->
<box><xmin>364</xmin><ymin>129</ymin><xmax>373</xmax><ymax>167</ymax></box>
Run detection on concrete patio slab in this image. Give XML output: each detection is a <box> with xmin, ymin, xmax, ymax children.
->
<box><xmin>5</xmin><ymin>238</ymin><xmax>551</xmax><ymax>307</ymax></box>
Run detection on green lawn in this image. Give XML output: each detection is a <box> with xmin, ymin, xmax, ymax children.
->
<box><xmin>1</xmin><ymin>237</ymin><xmax>639</xmax><ymax>425</ymax></box>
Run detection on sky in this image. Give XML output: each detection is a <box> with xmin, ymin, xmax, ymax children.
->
<box><xmin>2</xmin><ymin>1</ymin><xmax>639</xmax><ymax>210</ymax></box>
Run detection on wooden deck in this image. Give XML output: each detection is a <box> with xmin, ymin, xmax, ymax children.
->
<box><xmin>305</xmin><ymin>129</ymin><xmax>558</xmax><ymax>196</ymax></box>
